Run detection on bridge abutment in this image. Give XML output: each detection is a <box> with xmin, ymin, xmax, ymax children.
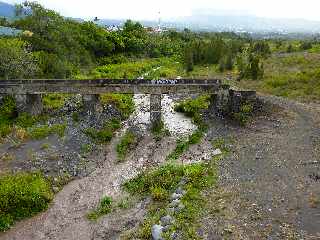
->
<box><xmin>150</xmin><ymin>94</ymin><xmax>162</xmax><ymax>125</ymax></box>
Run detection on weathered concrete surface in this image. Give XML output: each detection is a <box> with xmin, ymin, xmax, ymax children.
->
<box><xmin>14</xmin><ymin>94</ymin><xmax>43</xmax><ymax>115</ymax></box>
<box><xmin>0</xmin><ymin>79</ymin><xmax>221</xmax><ymax>95</ymax></box>
<box><xmin>82</xmin><ymin>94</ymin><xmax>102</xmax><ymax>116</ymax></box>
<box><xmin>150</xmin><ymin>94</ymin><xmax>162</xmax><ymax>125</ymax></box>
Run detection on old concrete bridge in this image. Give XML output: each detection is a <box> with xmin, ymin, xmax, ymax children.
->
<box><xmin>0</xmin><ymin>79</ymin><xmax>255</xmax><ymax>124</ymax></box>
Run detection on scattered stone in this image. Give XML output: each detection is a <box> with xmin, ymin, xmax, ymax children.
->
<box><xmin>171</xmin><ymin>193</ymin><xmax>182</xmax><ymax>201</ymax></box>
<box><xmin>160</xmin><ymin>215</ymin><xmax>174</xmax><ymax>226</ymax></box>
<box><xmin>174</xmin><ymin>203</ymin><xmax>185</xmax><ymax>213</ymax></box>
<box><xmin>152</xmin><ymin>224</ymin><xmax>164</xmax><ymax>240</ymax></box>
<box><xmin>178</xmin><ymin>178</ymin><xmax>187</xmax><ymax>186</ymax></box>
<box><xmin>169</xmin><ymin>199</ymin><xmax>181</xmax><ymax>207</ymax></box>
<box><xmin>171</xmin><ymin>232</ymin><xmax>178</xmax><ymax>239</ymax></box>
<box><xmin>175</xmin><ymin>187</ymin><xmax>186</xmax><ymax>195</ymax></box>
<box><xmin>212</xmin><ymin>148</ymin><xmax>222</xmax><ymax>156</ymax></box>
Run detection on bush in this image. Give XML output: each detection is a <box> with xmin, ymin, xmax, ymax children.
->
<box><xmin>29</xmin><ymin>124</ymin><xmax>66</xmax><ymax>140</ymax></box>
<box><xmin>0</xmin><ymin>172</ymin><xmax>53</xmax><ymax>232</ymax></box>
<box><xmin>116</xmin><ymin>131</ymin><xmax>137</xmax><ymax>161</ymax></box>
<box><xmin>100</xmin><ymin>94</ymin><xmax>135</xmax><ymax>119</ymax></box>
<box><xmin>84</xmin><ymin>118</ymin><xmax>121</xmax><ymax>144</ymax></box>
<box><xmin>233</xmin><ymin>102</ymin><xmax>254</xmax><ymax>126</ymax></box>
<box><xmin>87</xmin><ymin>196</ymin><xmax>113</xmax><ymax>221</ymax></box>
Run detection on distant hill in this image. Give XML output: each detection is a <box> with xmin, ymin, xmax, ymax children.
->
<box><xmin>0</xmin><ymin>1</ymin><xmax>16</xmax><ymax>19</ymax></box>
<box><xmin>172</xmin><ymin>10</ymin><xmax>320</xmax><ymax>33</ymax></box>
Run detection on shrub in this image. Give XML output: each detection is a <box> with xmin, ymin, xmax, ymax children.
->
<box><xmin>233</xmin><ymin>102</ymin><xmax>254</xmax><ymax>126</ymax></box>
<box><xmin>87</xmin><ymin>196</ymin><xmax>113</xmax><ymax>221</ymax></box>
<box><xmin>100</xmin><ymin>94</ymin><xmax>135</xmax><ymax>120</ymax></box>
<box><xmin>0</xmin><ymin>172</ymin><xmax>53</xmax><ymax>232</ymax></box>
<box><xmin>29</xmin><ymin>124</ymin><xmax>66</xmax><ymax>140</ymax></box>
<box><xmin>116</xmin><ymin>131</ymin><xmax>137</xmax><ymax>161</ymax></box>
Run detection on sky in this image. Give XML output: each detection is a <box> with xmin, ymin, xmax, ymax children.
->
<box><xmin>3</xmin><ymin>0</ymin><xmax>320</xmax><ymax>22</ymax></box>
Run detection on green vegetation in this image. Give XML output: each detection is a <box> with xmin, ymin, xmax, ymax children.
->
<box><xmin>174</xmin><ymin>94</ymin><xmax>211</xmax><ymax>128</ymax></box>
<box><xmin>166</xmin><ymin>130</ymin><xmax>204</xmax><ymax>161</ymax></box>
<box><xmin>100</xmin><ymin>94</ymin><xmax>134</xmax><ymax>119</ymax></box>
<box><xmin>116</xmin><ymin>131</ymin><xmax>137</xmax><ymax>161</ymax></box>
<box><xmin>84</xmin><ymin>118</ymin><xmax>121</xmax><ymax>144</ymax></box>
<box><xmin>87</xmin><ymin>196</ymin><xmax>113</xmax><ymax>221</ymax></box>
<box><xmin>0</xmin><ymin>172</ymin><xmax>53</xmax><ymax>232</ymax></box>
<box><xmin>232</xmin><ymin>102</ymin><xmax>254</xmax><ymax>126</ymax></box>
<box><xmin>28</xmin><ymin>123</ymin><xmax>66</xmax><ymax>140</ymax></box>
<box><xmin>151</xmin><ymin>120</ymin><xmax>170</xmax><ymax>141</ymax></box>
<box><xmin>42</xmin><ymin>94</ymin><xmax>69</xmax><ymax>111</ymax></box>
<box><xmin>123</xmin><ymin>162</ymin><xmax>218</xmax><ymax>239</ymax></box>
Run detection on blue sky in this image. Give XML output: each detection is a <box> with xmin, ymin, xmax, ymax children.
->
<box><xmin>3</xmin><ymin>0</ymin><xmax>320</xmax><ymax>21</ymax></box>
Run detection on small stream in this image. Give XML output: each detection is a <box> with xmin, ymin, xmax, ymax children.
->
<box><xmin>122</xmin><ymin>94</ymin><xmax>197</xmax><ymax>138</ymax></box>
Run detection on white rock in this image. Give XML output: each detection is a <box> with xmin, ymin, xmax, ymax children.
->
<box><xmin>152</xmin><ymin>224</ymin><xmax>164</xmax><ymax>240</ymax></box>
<box><xmin>212</xmin><ymin>148</ymin><xmax>223</xmax><ymax>156</ymax></box>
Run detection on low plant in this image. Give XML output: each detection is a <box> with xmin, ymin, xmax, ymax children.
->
<box><xmin>116</xmin><ymin>131</ymin><xmax>137</xmax><ymax>161</ymax></box>
<box><xmin>100</xmin><ymin>94</ymin><xmax>135</xmax><ymax>119</ymax></box>
<box><xmin>123</xmin><ymin>162</ymin><xmax>218</xmax><ymax>239</ymax></box>
<box><xmin>232</xmin><ymin>102</ymin><xmax>254</xmax><ymax>126</ymax></box>
<box><xmin>0</xmin><ymin>172</ymin><xmax>53</xmax><ymax>232</ymax></box>
<box><xmin>29</xmin><ymin>124</ymin><xmax>67</xmax><ymax>140</ymax></box>
<box><xmin>87</xmin><ymin>196</ymin><xmax>113</xmax><ymax>221</ymax></box>
<box><xmin>84</xmin><ymin>118</ymin><xmax>121</xmax><ymax>144</ymax></box>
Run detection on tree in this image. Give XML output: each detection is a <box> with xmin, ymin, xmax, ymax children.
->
<box><xmin>0</xmin><ymin>38</ymin><xmax>38</xmax><ymax>80</ymax></box>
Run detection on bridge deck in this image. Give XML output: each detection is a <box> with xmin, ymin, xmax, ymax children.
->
<box><xmin>0</xmin><ymin>79</ymin><xmax>224</xmax><ymax>94</ymax></box>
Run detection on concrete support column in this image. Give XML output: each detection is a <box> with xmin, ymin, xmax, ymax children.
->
<box><xmin>82</xmin><ymin>94</ymin><xmax>101</xmax><ymax>116</ymax></box>
<box><xmin>150</xmin><ymin>94</ymin><xmax>162</xmax><ymax>126</ymax></box>
<box><xmin>26</xmin><ymin>94</ymin><xmax>43</xmax><ymax>115</ymax></box>
<box><xmin>14</xmin><ymin>94</ymin><xmax>43</xmax><ymax>115</ymax></box>
<box><xmin>14</xmin><ymin>94</ymin><xmax>27</xmax><ymax>113</ymax></box>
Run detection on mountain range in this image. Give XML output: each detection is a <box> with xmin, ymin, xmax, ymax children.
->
<box><xmin>1</xmin><ymin>1</ymin><xmax>320</xmax><ymax>34</ymax></box>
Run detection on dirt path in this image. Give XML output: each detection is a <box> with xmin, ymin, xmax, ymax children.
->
<box><xmin>203</xmin><ymin>95</ymin><xmax>320</xmax><ymax>239</ymax></box>
<box><xmin>0</xmin><ymin>132</ymin><xmax>176</xmax><ymax>240</ymax></box>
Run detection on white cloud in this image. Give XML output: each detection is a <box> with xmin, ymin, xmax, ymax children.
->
<box><xmin>3</xmin><ymin>0</ymin><xmax>320</xmax><ymax>21</ymax></box>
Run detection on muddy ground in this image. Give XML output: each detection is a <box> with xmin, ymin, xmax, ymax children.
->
<box><xmin>203</xmin><ymin>95</ymin><xmax>320</xmax><ymax>239</ymax></box>
<box><xmin>0</xmin><ymin>94</ymin><xmax>319</xmax><ymax>239</ymax></box>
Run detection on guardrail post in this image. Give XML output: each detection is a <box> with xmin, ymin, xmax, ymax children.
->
<box><xmin>150</xmin><ymin>94</ymin><xmax>162</xmax><ymax>126</ymax></box>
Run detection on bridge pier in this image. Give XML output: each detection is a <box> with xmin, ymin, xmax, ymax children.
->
<box><xmin>82</xmin><ymin>94</ymin><xmax>101</xmax><ymax>116</ymax></box>
<box><xmin>14</xmin><ymin>94</ymin><xmax>43</xmax><ymax>115</ymax></box>
<box><xmin>150</xmin><ymin>94</ymin><xmax>162</xmax><ymax>126</ymax></box>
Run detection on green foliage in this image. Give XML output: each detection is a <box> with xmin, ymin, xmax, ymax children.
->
<box><xmin>29</xmin><ymin>123</ymin><xmax>66</xmax><ymax>139</ymax></box>
<box><xmin>0</xmin><ymin>172</ymin><xmax>53</xmax><ymax>232</ymax></box>
<box><xmin>232</xmin><ymin>102</ymin><xmax>254</xmax><ymax>126</ymax></box>
<box><xmin>116</xmin><ymin>131</ymin><xmax>137</xmax><ymax>161</ymax></box>
<box><xmin>0</xmin><ymin>96</ymin><xmax>16</xmax><ymax>137</ymax></box>
<box><xmin>0</xmin><ymin>38</ymin><xmax>38</xmax><ymax>79</ymax></box>
<box><xmin>42</xmin><ymin>94</ymin><xmax>69</xmax><ymax>111</ymax></box>
<box><xmin>87</xmin><ymin>196</ymin><xmax>113</xmax><ymax>221</ymax></box>
<box><xmin>166</xmin><ymin>130</ymin><xmax>204</xmax><ymax>161</ymax></box>
<box><xmin>100</xmin><ymin>94</ymin><xmax>134</xmax><ymax>119</ymax></box>
<box><xmin>71</xmin><ymin>112</ymin><xmax>80</xmax><ymax>122</ymax></box>
<box><xmin>124</xmin><ymin>162</ymin><xmax>218</xmax><ymax>239</ymax></box>
<box><xmin>174</xmin><ymin>94</ymin><xmax>210</xmax><ymax>127</ymax></box>
<box><xmin>151</xmin><ymin>119</ymin><xmax>170</xmax><ymax>141</ymax></box>
<box><xmin>251</xmin><ymin>40</ymin><xmax>271</xmax><ymax>57</ymax></box>
<box><xmin>237</xmin><ymin>52</ymin><xmax>264</xmax><ymax>80</ymax></box>
<box><xmin>84</xmin><ymin>118</ymin><xmax>121</xmax><ymax>144</ymax></box>
<box><xmin>94</xmin><ymin>58</ymin><xmax>160</xmax><ymax>79</ymax></box>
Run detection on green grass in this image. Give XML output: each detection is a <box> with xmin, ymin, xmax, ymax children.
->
<box><xmin>116</xmin><ymin>131</ymin><xmax>137</xmax><ymax>161</ymax></box>
<box><xmin>84</xmin><ymin>118</ymin><xmax>121</xmax><ymax>144</ymax></box>
<box><xmin>0</xmin><ymin>172</ymin><xmax>53</xmax><ymax>232</ymax></box>
<box><xmin>100</xmin><ymin>94</ymin><xmax>135</xmax><ymax>119</ymax></box>
<box><xmin>28</xmin><ymin>123</ymin><xmax>66</xmax><ymax>140</ymax></box>
<box><xmin>123</xmin><ymin>162</ymin><xmax>218</xmax><ymax>239</ymax></box>
<box><xmin>174</xmin><ymin>95</ymin><xmax>211</xmax><ymax>128</ymax></box>
<box><xmin>87</xmin><ymin>196</ymin><xmax>113</xmax><ymax>221</ymax></box>
<box><xmin>166</xmin><ymin>130</ymin><xmax>204</xmax><ymax>162</ymax></box>
<box><xmin>151</xmin><ymin>120</ymin><xmax>170</xmax><ymax>141</ymax></box>
<box><xmin>42</xmin><ymin>94</ymin><xmax>70</xmax><ymax>111</ymax></box>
